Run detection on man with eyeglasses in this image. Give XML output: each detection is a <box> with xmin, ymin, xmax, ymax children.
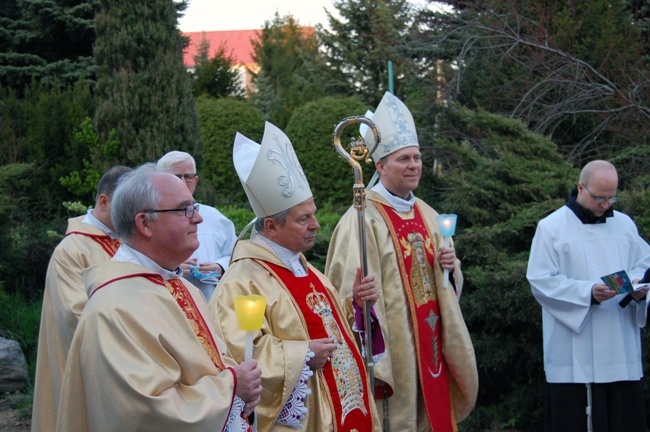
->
<box><xmin>158</xmin><ymin>151</ymin><xmax>236</xmax><ymax>300</ymax></box>
<box><xmin>527</xmin><ymin>160</ymin><xmax>650</xmax><ymax>432</ymax></box>
<box><xmin>56</xmin><ymin>164</ymin><xmax>262</xmax><ymax>432</ymax></box>
<box><xmin>32</xmin><ymin>165</ymin><xmax>131</xmax><ymax>432</ymax></box>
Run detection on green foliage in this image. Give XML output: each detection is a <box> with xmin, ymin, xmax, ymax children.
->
<box><xmin>0</xmin><ymin>80</ymin><xmax>96</xmax><ymax>214</ymax></box>
<box><xmin>93</xmin><ymin>0</ymin><xmax>202</xmax><ymax>166</ymax></box>
<box><xmin>433</xmin><ymin>105</ymin><xmax>578</xmax><ymax>430</ymax></box>
<box><xmin>220</xmin><ymin>205</ymin><xmax>255</xmax><ymax>234</ymax></box>
<box><xmin>59</xmin><ymin>117</ymin><xmax>120</xmax><ymax>202</ymax></box>
<box><xmin>0</xmin><ymin>0</ymin><xmax>97</xmax><ymax>92</ymax></box>
<box><xmin>319</xmin><ymin>0</ymin><xmax>415</xmax><ymax>105</ymax></box>
<box><xmin>251</xmin><ymin>14</ymin><xmax>330</xmax><ymax>128</ymax></box>
<box><xmin>0</xmin><ymin>289</ymin><xmax>42</xmax><ymax>381</ymax></box>
<box><xmin>0</xmin><ymin>163</ymin><xmax>33</xmax><ymax>277</ymax></box>
<box><xmin>305</xmin><ymin>208</ymin><xmax>343</xmax><ymax>272</ymax></box>
<box><xmin>191</xmin><ymin>38</ymin><xmax>245</xmax><ymax>99</ymax></box>
<box><xmin>286</xmin><ymin>96</ymin><xmax>372</xmax><ymax>209</ymax></box>
<box><xmin>0</xmin><ymin>163</ymin><xmax>69</xmax><ymax>299</ymax></box>
<box><xmin>195</xmin><ymin>95</ymin><xmax>264</xmax><ymax>205</ymax></box>
<box><xmin>419</xmin><ymin>0</ymin><xmax>650</xmax><ymax>167</ymax></box>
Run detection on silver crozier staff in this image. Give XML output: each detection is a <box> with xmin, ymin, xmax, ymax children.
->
<box><xmin>331</xmin><ymin>116</ymin><xmax>381</xmax><ymax>393</ymax></box>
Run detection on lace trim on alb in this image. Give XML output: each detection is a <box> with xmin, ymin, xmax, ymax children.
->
<box><xmin>275</xmin><ymin>349</ymin><xmax>315</xmax><ymax>428</ymax></box>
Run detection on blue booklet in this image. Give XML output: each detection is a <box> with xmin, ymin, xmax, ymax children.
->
<box><xmin>601</xmin><ymin>270</ymin><xmax>648</xmax><ymax>294</ymax></box>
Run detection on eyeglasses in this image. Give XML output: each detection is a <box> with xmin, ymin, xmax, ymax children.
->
<box><xmin>583</xmin><ymin>184</ymin><xmax>618</xmax><ymax>204</ymax></box>
<box><xmin>143</xmin><ymin>202</ymin><xmax>199</xmax><ymax>219</ymax></box>
<box><xmin>175</xmin><ymin>173</ymin><xmax>197</xmax><ymax>182</ymax></box>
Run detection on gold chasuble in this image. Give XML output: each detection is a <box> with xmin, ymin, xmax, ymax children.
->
<box><xmin>257</xmin><ymin>260</ymin><xmax>374</xmax><ymax>432</ymax></box>
<box><xmin>373</xmin><ymin>201</ymin><xmax>456</xmax><ymax>432</ymax></box>
<box><xmin>32</xmin><ymin>217</ymin><xmax>122</xmax><ymax>432</ymax></box>
<box><xmin>67</xmin><ymin>230</ymin><xmax>121</xmax><ymax>256</ymax></box>
<box><xmin>92</xmin><ymin>274</ymin><xmax>227</xmax><ymax>372</ymax></box>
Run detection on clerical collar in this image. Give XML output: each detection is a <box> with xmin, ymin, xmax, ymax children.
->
<box><xmin>565</xmin><ymin>188</ymin><xmax>613</xmax><ymax>224</ymax></box>
<box><xmin>83</xmin><ymin>209</ymin><xmax>118</xmax><ymax>239</ymax></box>
<box><xmin>250</xmin><ymin>232</ymin><xmax>307</xmax><ymax>277</ymax></box>
<box><xmin>371</xmin><ymin>181</ymin><xmax>415</xmax><ymax>212</ymax></box>
<box><xmin>112</xmin><ymin>244</ymin><xmax>183</xmax><ymax>280</ymax></box>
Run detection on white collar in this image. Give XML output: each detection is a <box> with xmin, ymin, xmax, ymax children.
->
<box><xmin>83</xmin><ymin>209</ymin><xmax>118</xmax><ymax>239</ymax></box>
<box><xmin>251</xmin><ymin>232</ymin><xmax>307</xmax><ymax>277</ymax></box>
<box><xmin>112</xmin><ymin>244</ymin><xmax>183</xmax><ymax>280</ymax></box>
<box><xmin>371</xmin><ymin>181</ymin><xmax>415</xmax><ymax>212</ymax></box>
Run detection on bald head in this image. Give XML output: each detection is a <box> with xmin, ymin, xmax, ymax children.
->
<box><xmin>579</xmin><ymin>160</ymin><xmax>617</xmax><ymax>186</ymax></box>
<box><xmin>576</xmin><ymin>160</ymin><xmax>618</xmax><ymax>217</ymax></box>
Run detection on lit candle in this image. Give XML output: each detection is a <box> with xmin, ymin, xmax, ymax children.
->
<box><xmin>437</xmin><ymin>214</ymin><xmax>458</xmax><ymax>288</ymax></box>
<box><xmin>234</xmin><ymin>294</ymin><xmax>267</xmax><ymax>360</ymax></box>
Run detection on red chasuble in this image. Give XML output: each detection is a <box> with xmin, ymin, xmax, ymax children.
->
<box><xmin>67</xmin><ymin>231</ymin><xmax>122</xmax><ymax>257</ymax></box>
<box><xmin>256</xmin><ymin>260</ymin><xmax>374</xmax><ymax>432</ymax></box>
<box><xmin>372</xmin><ymin>201</ymin><xmax>456</xmax><ymax>432</ymax></box>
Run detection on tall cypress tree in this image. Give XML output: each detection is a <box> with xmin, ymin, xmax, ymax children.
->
<box><xmin>93</xmin><ymin>0</ymin><xmax>201</xmax><ymax>166</ymax></box>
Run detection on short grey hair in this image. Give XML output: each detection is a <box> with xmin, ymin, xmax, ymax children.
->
<box><xmin>157</xmin><ymin>151</ymin><xmax>196</xmax><ymax>173</ymax></box>
<box><xmin>111</xmin><ymin>163</ymin><xmax>162</xmax><ymax>241</ymax></box>
<box><xmin>254</xmin><ymin>208</ymin><xmax>291</xmax><ymax>232</ymax></box>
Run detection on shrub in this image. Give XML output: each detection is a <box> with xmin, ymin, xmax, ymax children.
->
<box><xmin>286</xmin><ymin>96</ymin><xmax>372</xmax><ymax>209</ymax></box>
<box><xmin>196</xmin><ymin>95</ymin><xmax>264</xmax><ymax>206</ymax></box>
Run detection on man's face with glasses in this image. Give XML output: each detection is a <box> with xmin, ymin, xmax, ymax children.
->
<box><xmin>144</xmin><ymin>174</ymin><xmax>203</xmax><ymax>269</ymax></box>
<box><xmin>170</xmin><ymin>159</ymin><xmax>198</xmax><ymax>194</ymax></box>
<box><xmin>578</xmin><ymin>179</ymin><xmax>618</xmax><ymax>217</ymax></box>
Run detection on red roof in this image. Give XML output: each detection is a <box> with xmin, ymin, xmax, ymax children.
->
<box><xmin>182</xmin><ymin>30</ymin><xmax>259</xmax><ymax>68</ymax></box>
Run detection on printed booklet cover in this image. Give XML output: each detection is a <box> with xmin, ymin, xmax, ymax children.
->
<box><xmin>601</xmin><ymin>270</ymin><xmax>648</xmax><ymax>294</ymax></box>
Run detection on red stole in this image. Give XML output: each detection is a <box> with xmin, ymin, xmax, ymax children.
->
<box><xmin>257</xmin><ymin>260</ymin><xmax>374</xmax><ymax>432</ymax></box>
<box><xmin>372</xmin><ymin>201</ymin><xmax>456</xmax><ymax>432</ymax></box>
<box><xmin>67</xmin><ymin>231</ymin><xmax>121</xmax><ymax>257</ymax></box>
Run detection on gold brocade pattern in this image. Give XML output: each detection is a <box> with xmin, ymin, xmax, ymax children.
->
<box><xmin>67</xmin><ymin>231</ymin><xmax>122</xmax><ymax>257</ymax></box>
<box><xmin>306</xmin><ymin>284</ymin><xmax>368</xmax><ymax>421</ymax></box>
<box><xmin>163</xmin><ymin>278</ymin><xmax>225</xmax><ymax>371</ymax></box>
<box><xmin>405</xmin><ymin>232</ymin><xmax>436</xmax><ymax>306</ymax></box>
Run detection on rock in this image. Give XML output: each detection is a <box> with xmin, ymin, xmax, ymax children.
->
<box><xmin>0</xmin><ymin>338</ymin><xmax>28</xmax><ymax>393</ymax></box>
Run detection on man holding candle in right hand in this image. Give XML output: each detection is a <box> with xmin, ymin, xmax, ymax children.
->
<box><xmin>210</xmin><ymin>122</ymin><xmax>382</xmax><ymax>431</ymax></box>
<box><xmin>325</xmin><ymin>91</ymin><xmax>478</xmax><ymax>432</ymax></box>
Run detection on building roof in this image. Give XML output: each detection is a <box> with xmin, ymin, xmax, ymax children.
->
<box><xmin>182</xmin><ymin>29</ymin><xmax>260</xmax><ymax>68</ymax></box>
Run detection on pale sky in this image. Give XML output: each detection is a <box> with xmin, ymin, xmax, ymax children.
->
<box><xmin>178</xmin><ymin>0</ymin><xmax>337</xmax><ymax>32</ymax></box>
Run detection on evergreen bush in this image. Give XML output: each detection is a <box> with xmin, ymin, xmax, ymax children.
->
<box><xmin>196</xmin><ymin>95</ymin><xmax>264</xmax><ymax>206</ymax></box>
<box><xmin>433</xmin><ymin>105</ymin><xmax>578</xmax><ymax>430</ymax></box>
<box><xmin>286</xmin><ymin>96</ymin><xmax>372</xmax><ymax>209</ymax></box>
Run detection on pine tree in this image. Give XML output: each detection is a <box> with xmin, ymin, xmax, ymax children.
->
<box><xmin>251</xmin><ymin>13</ymin><xmax>329</xmax><ymax>128</ymax></box>
<box><xmin>93</xmin><ymin>0</ymin><xmax>202</xmax><ymax>165</ymax></box>
<box><xmin>191</xmin><ymin>38</ymin><xmax>245</xmax><ymax>99</ymax></box>
<box><xmin>318</xmin><ymin>0</ymin><xmax>414</xmax><ymax>105</ymax></box>
<box><xmin>0</xmin><ymin>0</ymin><xmax>97</xmax><ymax>91</ymax></box>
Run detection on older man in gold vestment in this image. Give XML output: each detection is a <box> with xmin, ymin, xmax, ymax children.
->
<box><xmin>209</xmin><ymin>122</ymin><xmax>383</xmax><ymax>432</ymax></box>
<box><xmin>55</xmin><ymin>164</ymin><xmax>262</xmax><ymax>432</ymax></box>
<box><xmin>31</xmin><ymin>165</ymin><xmax>131</xmax><ymax>432</ymax></box>
<box><xmin>326</xmin><ymin>92</ymin><xmax>479</xmax><ymax>432</ymax></box>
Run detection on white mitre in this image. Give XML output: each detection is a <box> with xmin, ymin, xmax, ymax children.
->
<box><xmin>233</xmin><ymin>122</ymin><xmax>312</xmax><ymax>218</ymax></box>
<box><xmin>363</xmin><ymin>91</ymin><xmax>419</xmax><ymax>162</ymax></box>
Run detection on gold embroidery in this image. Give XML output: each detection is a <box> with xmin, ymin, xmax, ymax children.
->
<box><xmin>164</xmin><ymin>279</ymin><xmax>225</xmax><ymax>371</ymax></box>
<box><xmin>425</xmin><ymin>310</ymin><xmax>442</xmax><ymax>378</ymax></box>
<box><xmin>407</xmin><ymin>232</ymin><xmax>436</xmax><ymax>305</ymax></box>
<box><xmin>306</xmin><ymin>284</ymin><xmax>368</xmax><ymax>420</ymax></box>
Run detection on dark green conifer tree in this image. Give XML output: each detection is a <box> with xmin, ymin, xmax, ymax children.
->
<box><xmin>0</xmin><ymin>0</ymin><xmax>97</xmax><ymax>91</ymax></box>
<box><xmin>318</xmin><ymin>0</ymin><xmax>414</xmax><ymax>106</ymax></box>
<box><xmin>93</xmin><ymin>0</ymin><xmax>202</xmax><ymax>165</ymax></box>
